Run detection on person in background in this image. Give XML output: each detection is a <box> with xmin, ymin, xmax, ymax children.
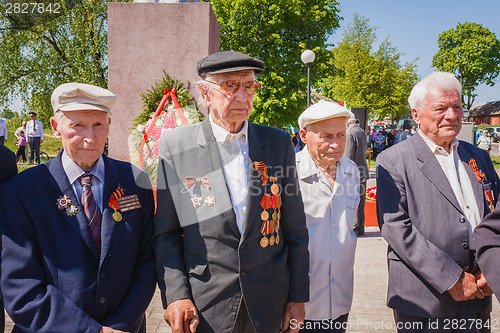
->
<box><xmin>0</xmin><ymin>118</ymin><xmax>7</xmax><ymax>145</ymax></box>
<box><xmin>386</xmin><ymin>128</ymin><xmax>396</xmax><ymax>148</ymax></box>
<box><xmin>411</xmin><ymin>126</ymin><xmax>417</xmax><ymax>135</ymax></box>
<box><xmin>370</xmin><ymin>127</ymin><xmax>378</xmax><ymax>150</ymax></box>
<box><xmin>476</xmin><ymin>130</ymin><xmax>491</xmax><ymax>154</ymax></box>
<box><xmin>0</xmin><ymin>144</ymin><xmax>18</xmax><ymax>332</ymax></box>
<box><xmin>14</xmin><ymin>130</ymin><xmax>27</xmax><ymax>163</ymax></box>
<box><xmin>14</xmin><ymin>121</ymin><xmax>27</xmax><ymax>140</ymax></box>
<box><xmin>373</xmin><ymin>131</ymin><xmax>386</xmax><ymax>158</ymax></box>
<box><xmin>26</xmin><ymin>111</ymin><xmax>43</xmax><ymax>164</ymax></box>
<box><xmin>0</xmin><ymin>83</ymin><xmax>156</xmax><ymax>332</ymax></box>
<box><xmin>153</xmin><ymin>51</ymin><xmax>309</xmax><ymax>333</ymax></box>
<box><xmin>377</xmin><ymin>71</ymin><xmax>499</xmax><ymax>332</ymax></box>
<box><xmin>345</xmin><ymin>115</ymin><xmax>369</xmax><ymax>236</ymax></box>
<box><xmin>394</xmin><ymin>127</ymin><xmax>407</xmax><ymax>144</ymax></box>
<box><xmin>296</xmin><ymin>102</ymin><xmax>359</xmax><ymax>332</ymax></box>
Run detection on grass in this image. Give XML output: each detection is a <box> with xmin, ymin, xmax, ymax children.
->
<box><xmin>5</xmin><ymin>129</ymin><xmax>62</xmax><ymax>172</ymax></box>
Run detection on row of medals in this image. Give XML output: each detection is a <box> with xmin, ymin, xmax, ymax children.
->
<box><xmin>260</xmin><ymin>209</ymin><xmax>280</xmax><ymax>248</ymax></box>
<box><xmin>260</xmin><ymin>181</ymin><xmax>280</xmax><ymax>248</ymax></box>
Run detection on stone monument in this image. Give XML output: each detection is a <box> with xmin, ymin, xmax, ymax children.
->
<box><xmin>107</xmin><ymin>2</ymin><xmax>219</xmax><ymax>161</ymax></box>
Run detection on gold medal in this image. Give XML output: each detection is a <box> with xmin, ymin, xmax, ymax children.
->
<box><xmin>270</xmin><ymin>183</ymin><xmax>279</xmax><ymax>195</ymax></box>
<box><xmin>260</xmin><ymin>236</ymin><xmax>269</xmax><ymax>248</ymax></box>
<box><xmin>276</xmin><ymin>233</ymin><xmax>280</xmax><ymax>244</ymax></box>
<box><xmin>261</xmin><ymin>210</ymin><xmax>269</xmax><ymax>220</ymax></box>
<box><xmin>113</xmin><ymin>211</ymin><xmax>122</xmax><ymax>222</ymax></box>
<box><xmin>272</xmin><ymin>211</ymin><xmax>278</xmax><ymax>221</ymax></box>
<box><xmin>269</xmin><ymin>235</ymin><xmax>275</xmax><ymax>246</ymax></box>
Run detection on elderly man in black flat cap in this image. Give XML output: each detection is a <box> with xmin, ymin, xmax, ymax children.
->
<box><xmin>154</xmin><ymin>50</ymin><xmax>310</xmax><ymax>333</ymax></box>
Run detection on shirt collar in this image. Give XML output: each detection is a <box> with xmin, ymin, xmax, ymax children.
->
<box><xmin>62</xmin><ymin>150</ymin><xmax>105</xmax><ymax>185</ymax></box>
<box><xmin>209</xmin><ymin>112</ymin><xmax>248</xmax><ymax>144</ymax></box>
<box><xmin>419</xmin><ymin>131</ymin><xmax>459</xmax><ymax>155</ymax></box>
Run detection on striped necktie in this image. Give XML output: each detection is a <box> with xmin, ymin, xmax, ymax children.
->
<box><xmin>80</xmin><ymin>174</ymin><xmax>102</xmax><ymax>253</ymax></box>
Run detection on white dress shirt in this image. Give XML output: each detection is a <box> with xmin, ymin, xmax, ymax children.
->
<box><xmin>0</xmin><ymin>119</ymin><xmax>7</xmax><ymax>139</ymax></box>
<box><xmin>420</xmin><ymin>133</ymin><xmax>481</xmax><ymax>247</ymax></box>
<box><xmin>26</xmin><ymin>119</ymin><xmax>44</xmax><ymax>139</ymax></box>
<box><xmin>209</xmin><ymin>114</ymin><xmax>249</xmax><ymax>234</ymax></box>
<box><xmin>62</xmin><ymin>151</ymin><xmax>105</xmax><ymax>212</ymax></box>
<box><xmin>296</xmin><ymin>149</ymin><xmax>360</xmax><ymax>321</ymax></box>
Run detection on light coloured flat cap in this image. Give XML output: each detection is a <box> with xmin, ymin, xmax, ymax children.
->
<box><xmin>298</xmin><ymin>100</ymin><xmax>353</xmax><ymax>129</ymax></box>
<box><xmin>51</xmin><ymin>83</ymin><xmax>116</xmax><ymax>114</ymax></box>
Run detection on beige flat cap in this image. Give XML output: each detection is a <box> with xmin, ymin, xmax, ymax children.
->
<box><xmin>298</xmin><ymin>101</ymin><xmax>353</xmax><ymax>129</ymax></box>
<box><xmin>51</xmin><ymin>83</ymin><xmax>116</xmax><ymax>114</ymax></box>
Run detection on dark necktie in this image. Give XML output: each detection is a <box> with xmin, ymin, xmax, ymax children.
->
<box><xmin>80</xmin><ymin>174</ymin><xmax>102</xmax><ymax>253</ymax></box>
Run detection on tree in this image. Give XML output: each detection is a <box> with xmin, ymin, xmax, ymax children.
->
<box><xmin>433</xmin><ymin>22</ymin><xmax>500</xmax><ymax>110</ymax></box>
<box><xmin>0</xmin><ymin>0</ymin><xmax>130</xmax><ymax>126</ymax></box>
<box><xmin>318</xmin><ymin>13</ymin><xmax>418</xmax><ymax>121</ymax></box>
<box><xmin>207</xmin><ymin>0</ymin><xmax>341</xmax><ymax>127</ymax></box>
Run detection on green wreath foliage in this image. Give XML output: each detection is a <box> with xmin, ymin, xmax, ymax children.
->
<box><xmin>130</xmin><ymin>71</ymin><xmax>202</xmax><ymax>185</ymax></box>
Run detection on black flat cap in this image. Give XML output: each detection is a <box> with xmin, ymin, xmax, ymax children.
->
<box><xmin>197</xmin><ymin>50</ymin><xmax>265</xmax><ymax>78</ymax></box>
<box><xmin>29</xmin><ymin>111</ymin><xmax>37</xmax><ymax>116</ymax></box>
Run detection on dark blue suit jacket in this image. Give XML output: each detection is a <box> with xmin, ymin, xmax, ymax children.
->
<box><xmin>0</xmin><ymin>151</ymin><xmax>156</xmax><ymax>332</ymax></box>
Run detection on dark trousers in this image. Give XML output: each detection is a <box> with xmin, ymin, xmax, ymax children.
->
<box><xmin>354</xmin><ymin>179</ymin><xmax>367</xmax><ymax>236</ymax></box>
<box><xmin>16</xmin><ymin>145</ymin><xmax>26</xmax><ymax>162</ymax></box>
<box><xmin>232</xmin><ymin>298</ymin><xmax>255</xmax><ymax>333</ymax></box>
<box><xmin>394</xmin><ymin>310</ymin><xmax>491</xmax><ymax>333</ymax></box>
<box><xmin>0</xmin><ymin>136</ymin><xmax>4</xmax><ymax>145</ymax></box>
<box><xmin>29</xmin><ymin>136</ymin><xmax>41</xmax><ymax>164</ymax></box>
<box><xmin>299</xmin><ymin>313</ymin><xmax>349</xmax><ymax>333</ymax></box>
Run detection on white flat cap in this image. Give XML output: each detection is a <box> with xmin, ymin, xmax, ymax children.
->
<box><xmin>51</xmin><ymin>83</ymin><xmax>116</xmax><ymax>114</ymax></box>
<box><xmin>298</xmin><ymin>101</ymin><xmax>353</xmax><ymax>129</ymax></box>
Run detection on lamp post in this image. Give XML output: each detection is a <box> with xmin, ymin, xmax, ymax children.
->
<box><xmin>301</xmin><ymin>50</ymin><xmax>315</xmax><ymax>107</ymax></box>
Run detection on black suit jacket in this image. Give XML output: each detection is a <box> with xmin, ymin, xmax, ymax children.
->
<box><xmin>0</xmin><ymin>145</ymin><xmax>17</xmax><ymax>183</ymax></box>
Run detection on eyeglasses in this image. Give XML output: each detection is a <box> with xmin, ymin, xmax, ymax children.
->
<box><xmin>204</xmin><ymin>79</ymin><xmax>261</xmax><ymax>95</ymax></box>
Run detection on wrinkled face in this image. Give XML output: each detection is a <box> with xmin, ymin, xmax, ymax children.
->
<box><xmin>300</xmin><ymin>117</ymin><xmax>347</xmax><ymax>168</ymax></box>
<box><xmin>199</xmin><ymin>70</ymin><xmax>255</xmax><ymax>132</ymax></box>
<box><xmin>51</xmin><ymin>110</ymin><xmax>110</xmax><ymax>172</ymax></box>
<box><xmin>412</xmin><ymin>88</ymin><xmax>463</xmax><ymax>147</ymax></box>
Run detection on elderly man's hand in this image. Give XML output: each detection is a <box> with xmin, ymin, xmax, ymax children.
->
<box><xmin>164</xmin><ymin>299</ymin><xmax>199</xmax><ymax>333</ymax></box>
<box><xmin>448</xmin><ymin>271</ymin><xmax>482</xmax><ymax>301</ymax></box>
<box><xmin>475</xmin><ymin>271</ymin><xmax>494</xmax><ymax>296</ymax></box>
<box><xmin>280</xmin><ymin>302</ymin><xmax>305</xmax><ymax>333</ymax></box>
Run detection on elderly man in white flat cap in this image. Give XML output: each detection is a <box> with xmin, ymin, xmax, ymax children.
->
<box><xmin>294</xmin><ymin>101</ymin><xmax>360</xmax><ymax>333</ymax></box>
<box><xmin>0</xmin><ymin>83</ymin><xmax>156</xmax><ymax>333</ymax></box>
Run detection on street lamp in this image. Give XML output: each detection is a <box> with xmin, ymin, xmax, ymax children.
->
<box><xmin>301</xmin><ymin>50</ymin><xmax>315</xmax><ymax>107</ymax></box>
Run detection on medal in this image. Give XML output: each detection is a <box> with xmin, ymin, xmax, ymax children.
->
<box><xmin>66</xmin><ymin>205</ymin><xmax>78</xmax><ymax>216</ymax></box>
<box><xmin>205</xmin><ymin>195</ymin><xmax>216</xmax><ymax>207</ymax></box>
<box><xmin>269</xmin><ymin>235</ymin><xmax>275</xmax><ymax>246</ymax></box>
<box><xmin>276</xmin><ymin>233</ymin><xmax>280</xmax><ymax>244</ymax></box>
<box><xmin>57</xmin><ymin>195</ymin><xmax>72</xmax><ymax>210</ymax></box>
<box><xmin>113</xmin><ymin>211</ymin><xmax>122</xmax><ymax>222</ymax></box>
<box><xmin>260</xmin><ymin>236</ymin><xmax>269</xmax><ymax>248</ymax></box>
<box><xmin>261</xmin><ymin>210</ymin><xmax>269</xmax><ymax>220</ymax></box>
<box><xmin>272</xmin><ymin>211</ymin><xmax>278</xmax><ymax>221</ymax></box>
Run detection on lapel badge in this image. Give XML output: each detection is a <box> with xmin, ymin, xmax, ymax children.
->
<box><xmin>109</xmin><ymin>185</ymin><xmax>125</xmax><ymax>222</ymax></box>
<box><xmin>205</xmin><ymin>195</ymin><xmax>216</xmax><ymax>207</ymax></box>
<box><xmin>183</xmin><ymin>176</ymin><xmax>215</xmax><ymax>209</ymax></box>
<box><xmin>191</xmin><ymin>194</ymin><xmax>203</xmax><ymax>208</ymax></box>
<box><xmin>254</xmin><ymin>161</ymin><xmax>268</xmax><ymax>186</ymax></box>
<box><xmin>117</xmin><ymin>194</ymin><xmax>141</xmax><ymax>213</ymax></box>
<box><xmin>57</xmin><ymin>195</ymin><xmax>78</xmax><ymax>216</ymax></box>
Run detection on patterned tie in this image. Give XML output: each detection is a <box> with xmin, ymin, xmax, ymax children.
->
<box><xmin>80</xmin><ymin>174</ymin><xmax>102</xmax><ymax>253</ymax></box>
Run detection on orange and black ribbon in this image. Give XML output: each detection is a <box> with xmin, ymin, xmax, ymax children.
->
<box><xmin>468</xmin><ymin>158</ymin><xmax>485</xmax><ymax>183</ymax></box>
<box><xmin>109</xmin><ymin>185</ymin><xmax>125</xmax><ymax>211</ymax></box>
<box><xmin>185</xmin><ymin>177</ymin><xmax>211</xmax><ymax>190</ymax></box>
<box><xmin>254</xmin><ymin>161</ymin><xmax>268</xmax><ymax>186</ymax></box>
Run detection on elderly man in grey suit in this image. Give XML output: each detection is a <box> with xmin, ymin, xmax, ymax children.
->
<box><xmin>376</xmin><ymin>71</ymin><xmax>500</xmax><ymax>332</ymax></box>
<box><xmin>153</xmin><ymin>50</ymin><xmax>310</xmax><ymax>333</ymax></box>
<box><xmin>344</xmin><ymin>116</ymin><xmax>368</xmax><ymax>236</ymax></box>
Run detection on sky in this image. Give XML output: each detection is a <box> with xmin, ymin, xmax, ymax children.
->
<box><xmin>326</xmin><ymin>0</ymin><xmax>500</xmax><ymax>108</ymax></box>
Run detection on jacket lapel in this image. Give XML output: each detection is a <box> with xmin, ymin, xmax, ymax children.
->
<box><xmin>242</xmin><ymin>123</ymin><xmax>268</xmax><ymax>240</ymax></box>
<box><xmin>48</xmin><ymin>151</ymin><xmax>99</xmax><ymax>259</ymax></box>
<box><xmin>413</xmin><ymin>133</ymin><xmax>463</xmax><ymax>214</ymax></box>
<box><xmin>458</xmin><ymin>146</ymin><xmax>485</xmax><ymax>218</ymax></box>
<box><xmin>99</xmin><ymin>155</ymin><xmax>119</xmax><ymax>263</ymax></box>
<box><xmin>198</xmin><ymin>119</ymin><xmax>240</xmax><ymax>237</ymax></box>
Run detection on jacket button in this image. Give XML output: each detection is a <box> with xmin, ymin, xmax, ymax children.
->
<box><xmin>240</xmin><ymin>242</ymin><xmax>246</xmax><ymax>249</ymax></box>
<box><xmin>241</xmin><ymin>270</ymin><xmax>248</xmax><ymax>276</ymax></box>
<box><xmin>463</xmin><ymin>265</ymin><xmax>470</xmax><ymax>272</ymax></box>
<box><xmin>459</xmin><ymin>216</ymin><xmax>466</xmax><ymax>223</ymax></box>
<box><xmin>462</xmin><ymin>242</ymin><xmax>469</xmax><ymax>250</ymax></box>
<box><xmin>100</xmin><ymin>297</ymin><xmax>106</xmax><ymax>304</ymax></box>
<box><xmin>101</xmin><ymin>272</ymin><xmax>106</xmax><ymax>278</ymax></box>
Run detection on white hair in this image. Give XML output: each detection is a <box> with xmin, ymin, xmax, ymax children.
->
<box><xmin>408</xmin><ymin>71</ymin><xmax>462</xmax><ymax>110</ymax></box>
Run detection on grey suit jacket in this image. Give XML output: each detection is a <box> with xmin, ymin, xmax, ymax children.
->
<box><xmin>344</xmin><ymin>123</ymin><xmax>368</xmax><ymax>182</ymax></box>
<box><xmin>153</xmin><ymin>119</ymin><xmax>309</xmax><ymax>333</ymax></box>
<box><xmin>376</xmin><ymin>133</ymin><xmax>500</xmax><ymax>318</ymax></box>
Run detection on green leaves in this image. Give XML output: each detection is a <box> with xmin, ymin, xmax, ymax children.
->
<box><xmin>432</xmin><ymin>22</ymin><xmax>500</xmax><ymax>109</ymax></box>
<box><xmin>317</xmin><ymin>13</ymin><xmax>418</xmax><ymax>122</ymax></box>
